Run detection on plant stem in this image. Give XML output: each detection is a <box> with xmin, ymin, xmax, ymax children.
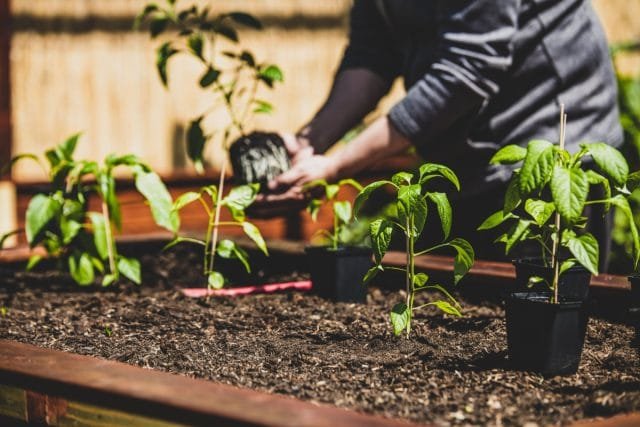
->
<box><xmin>101</xmin><ymin>200</ymin><xmax>116</xmax><ymax>275</ymax></box>
<box><xmin>208</xmin><ymin>160</ymin><xmax>227</xmax><ymax>274</ymax></box>
<box><xmin>333</xmin><ymin>205</ymin><xmax>339</xmax><ymax>251</ymax></box>
<box><xmin>405</xmin><ymin>216</ymin><xmax>414</xmax><ymax>338</ymax></box>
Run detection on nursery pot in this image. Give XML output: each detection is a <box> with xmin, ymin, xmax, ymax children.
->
<box><xmin>505</xmin><ymin>292</ymin><xmax>588</xmax><ymax>376</ymax></box>
<box><xmin>512</xmin><ymin>258</ymin><xmax>591</xmax><ymax>301</ymax></box>
<box><xmin>229</xmin><ymin>132</ymin><xmax>291</xmax><ymax>186</ymax></box>
<box><xmin>305</xmin><ymin>246</ymin><xmax>372</xmax><ymax>303</ymax></box>
<box><xmin>628</xmin><ymin>275</ymin><xmax>640</xmax><ymax>350</ymax></box>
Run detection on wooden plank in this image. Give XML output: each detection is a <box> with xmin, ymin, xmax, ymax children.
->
<box><xmin>570</xmin><ymin>412</ymin><xmax>640</xmax><ymax>427</ymax></box>
<box><xmin>0</xmin><ymin>340</ymin><xmax>421</xmax><ymax>427</ymax></box>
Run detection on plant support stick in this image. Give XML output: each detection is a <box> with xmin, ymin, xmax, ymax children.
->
<box><xmin>551</xmin><ymin>104</ymin><xmax>567</xmax><ymax>304</ymax></box>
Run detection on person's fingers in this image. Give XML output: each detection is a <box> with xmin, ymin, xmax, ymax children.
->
<box><xmin>280</xmin><ymin>133</ymin><xmax>300</xmax><ymax>155</ymax></box>
<box><xmin>268</xmin><ymin>165</ymin><xmax>307</xmax><ymax>191</ymax></box>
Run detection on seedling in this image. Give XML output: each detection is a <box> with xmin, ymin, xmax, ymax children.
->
<box><xmin>479</xmin><ymin>111</ymin><xmax>640</xmax><ymax>303</ymax></box>
<box><xmin>355</xmin><ymin>164</ymin><xmax>475</xmax><ymax>337</ymax></box>
<box><xmin>304</xmin><ymin>179</ymin><xmax>364</xmax><ymax>250</ymax></box>
<box><xmin>1</xmin><ymin>134</ymin><xmax>177</xmax><ymax>286</ymax></box>
<box><xmin>165</xmin><ymin>183</ymin><xmax>268</xmax><ymax>289</ymax></box>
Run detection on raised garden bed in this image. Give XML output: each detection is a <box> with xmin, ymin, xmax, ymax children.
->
<box><xmin>0</xmin><ymin>239</ymin><xmax>638</xmax><ymax>426</ymax></box>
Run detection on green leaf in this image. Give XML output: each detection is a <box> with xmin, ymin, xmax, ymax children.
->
<box><xmin>608</xmin><ymin>195</ymin><xmax>640</xmax><ymax>267</ymax></box>
<box><xmin>60</xmin><ymin>219</ymin><xmax>82</xmax><ymax>245</ymax></box>
<box><xmin>505</xmin><ymin>219</ymin><xmax>532</xmax><ymax>254</ymax></box>
<box><xmin>503</xmin><ymin>173</ymin><xmax>522</xmax><ymax>213</ymax></box>
<box><xmin>199</xmin><ymin>66</ymin><xmax>220</xmax><ymax>88</ymax></box>
<box><xmin>26</xmin><ymin>255</ymin><xmax>42</xmax><ymax>271</ymax></box>
<box><xmin>102</xmin><ymin>273</ymin><xmax>117</xmax><ymax>287</ymax></box>
<box><xmin>490</xmin><ymin>144</ymin><xmax>527</xmax><ymax>165</ymax></box>
<box><xmin>133</xmin><ymin>3</ymin><xmax>159</xmax><ymax>29</ymax></box>
<box><xmin>213</xmin><ymin>23</ymin><xmax>239</xmax><ymax>42</ymax></box>
<box><xmin>419</xmin><ymin>163</ymin><xmax>460</xmax><ymax>190</ymax></box>
<box><xmin>307</xmin><ymin>199</ymin><xmax>322</xmax><ymax>221</ymax></box>
<box><xmin>564</xmin><ymin>232</ymin><xmax>599</xmax><ymax>275</ymax></box>
<box><xmin>477</xmin><ymin>210</ymin><xmax>514</xmax><ymax>231</ymax></box>
<box><xmin>392</xmin><ymin>171</ymin><xmax>413</xmax><ymax>186</ymax></box>
<box><xmin>242</xmin><ymin>222</ymin><xmax>268</xmax><ymax>255</ymax></box>
<box><xmin>97</xmin><ymin>173</ymin><xmax>122</xmax><ymax>230</ymax></box>
<box><xmin>217</xmin><ymin>239</ymin><xmax>250</xmax><ymax>273</ymax></box>
<box><xmin>186</xmin><ymin>117</ymin><xmax>208</xmax><ymax>174</ymax></box>
<box><xmin>258</xmin><ymin>65</ymin><xmax>284</xmax><ymax>88</ymax></box>
<box><xmin>227</xmin><ymin>12</ymin><xmax>262</xmax><ymax>29</ymax></box>
<box><xmin>58</xmin><ymin>133</ymin><xmax>81</xmax><ymax>159</ymax></box>
<box><xmin>208</xmin><ymin>271</ymin><xmax>225</xmax><ymax>290</ymax></box>
<box><xmin>627</xmin><ymin>171</ymin><xmax>640</xmax><ymax>192</ymax></box>
<box><xmin>427</xmin><ymin>192</ymin><xmax>452</xmax><ymax>240</ymax></box>
<box><xmin>550</xmin><ymin>165</ymin><xmax>588</xmax><ymax>223</ymax></box>
<box><xmin>224</xmin><ymin>184</ymin><xmax>259</xmax><ymax>220</ymax></box>
<box><xmin>0</xmin><ymin>229</ymin><xmax>21</xmax><ymax>250</ymax></box>
<box><xmin>187</xmin><ymin>33</ymin><xmax>204</xmax><ymax>59</ymax></box>
<box><xmin>448</xmin><ymin>238</ymin><xmax>474</xmax><ymax>284</ymax></box>
<box><xmin>586</xmin><ymin>170</ymin><xmax>611</xmax><ymax>202</ymax></box>
<box><xmin>150</xmin><ymin>16</ymin><xmax>169</xmax><ymax>38</ymax></box>
<box><xmin>239</xmin><ymin>51</ymin><xmax>256</xmax><ymax>67</ymax></box>
<box><xmin>583</xmin><ymin>142</ymin><xmax>628</xmax><ymax>187</ymax></box>
<box><xmin>354</xmin><ymin>181</ymin><xmax>393</xmax><ymax>217</ymax></box>
<box><xmin>69</xmin><ymin>253</ymin><xmax>95</xmax><ymax>286</ymax></box>
<box><xmin>398</xmin><ymin>184</ymin><xmax>426</xmax><ymax>236</ymax></box>
<box><xmin>338</xmin><ymin>178</ymin><xmax>363</xmax><ymax>192</ymax></box>
<box><xmin>519</xmin><ymin>140</ymin><xmax>554</xmax><ymax>195</ymax></box>
<box><xmin>325</xmin><ymin>184</ymin><xmax>340</xmax><ymax>200</ymax></box>
<box><xmin>156</xmin><ymin>42</ymin><xmax>178</xmax><ymax>87</ymax></box>
<box><xmin>429</xmin><ymin>300</ymin><xmax>462</xmax><ymax>317</ymax></box>
<box><xmin>413</xmin><ymin>272</ymin><xmax>429</xmax><ymax>288</ymax></box>
<box><xmin>560</xmin><ymin>259</ymin><xmax>577</xmax><ymax>276</ymax></box>
<box><xmin>333</xmin><ymin>201</ymin><xmax>352</xmax><ymax>225</ymax></box>
<box><xmin>172</xmin><ymin>191</ymin><xmax>201</xmax><ymax>212</ymax></box>
<box><xmin>363</xmin><ymin>265</ymin><xmax>382</xmax><ymax>285</ymax></box>
<box><xmin>117</xmin><ymin>256</ymin><xmax>141</xmax><ymax>284</ymax></box>
<box><xmin>134</xmin><ymin>169</ymin><xmax>179</xmax><ymax>233</ymax></box>
<box><xmin>527</xmin><ymin>275</ymin><xmax>547</xmax><ymax>288</ymax></box>
<box><xmin>162</xmin><ymin>236</ymin><xmax>205</xmax><ymax>251</ymax></box>
<box><xmin>369</xmin><ymin>218</ymin><xmax>393</xmax><ymax>264</ymax></box>
<box><xmin>25</xmin><ymin>194</ymin><xmax>61</xmax><ymax>246</ymax></box>
<box><xmin>253</xmin><ymin>100</ymin><xmax>273</xmax><ymax>114</ymax></box>
<box><xmin>390</xmin><ymin>303</ymin><xmax>410</xmax><ymax>336</ymax></box>
<box><xmin>89</xmin><ymin>212</ymin><xmax>109</xmax><ymax>260</ymax></box>
<box><xmin>524</xmin><ymin>199</ymin><xmax>555</xmax><ymax>227</ymax></box>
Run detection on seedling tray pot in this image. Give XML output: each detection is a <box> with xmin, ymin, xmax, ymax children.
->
<box><xmin>505</xmin><ymin>292</ymin><xmax>588</xmax><ymax>376</ymax></box>
<box><xmin>229</xmin><ymin>132</ymin><xmax>291</xmax><ymax>186</ymax></box>
<box><xmin>513</xmin><ymin>258</ymin><xmax>591</xmax><ymax>301</ymax></box>
<box><xmin>305</xmin><ymin>246</ymin><xmax>372</xmax><ymax>303</ymax></box>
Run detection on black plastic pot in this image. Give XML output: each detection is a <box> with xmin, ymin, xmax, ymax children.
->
<box><xmin>505</xmin><ymin>292</ymin><xmax>588</xmax><ymax>376</ymax></box>
<box><xmin>512</xmin><ymin>258</ymin><xmax>591</xmax><ymax>301</ymax></box>
<box><xmin>229</xmin><ymin>132</ymin><xmax>291</xmax><ymax>187</ymax></box>
<box><xmin>305</xmin><ymin>246</ymin><xmax>372</xmax><ymax>303</ymax></box>
<box><xmin>628</xmin><ymin>275</ymin><xmax>640</xmax><ymax>350</ymax></box>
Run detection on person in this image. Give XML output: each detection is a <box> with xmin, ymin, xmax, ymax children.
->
<box><xmin>258</xmin><ymin>0</ymin><xmax>622</xmax><ymax>267</ymax></box>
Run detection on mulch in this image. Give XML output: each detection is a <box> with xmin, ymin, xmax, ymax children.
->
<box><xmin>0</xmin><ymin>246</ymin><xmax>638</xmax><ymax>426</ymax></box>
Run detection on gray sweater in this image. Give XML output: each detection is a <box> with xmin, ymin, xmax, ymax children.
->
<box><xmin>339</xmin><ymin>0</ymin><xmax>623</xmax><ymax>194</ymax></box>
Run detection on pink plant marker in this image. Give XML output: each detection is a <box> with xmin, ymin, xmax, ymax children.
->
<box><xmin>181</xmin><ymin>280</ymin><xmax>312</xmax><ymax>298</ymax></box>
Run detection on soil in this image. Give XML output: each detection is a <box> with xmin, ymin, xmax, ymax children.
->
<box><xmin>0</xmin><ymin>246</ymin><xmax>639</xmax><ymax>426</ymax></box>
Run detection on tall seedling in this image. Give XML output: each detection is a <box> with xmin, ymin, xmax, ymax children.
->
<box><xmin>355</xmin><ymin>165</ymin><xmax>475</xmax><ymax>337</ymax></box>
<box><xmin>137</xmin><ymin>0</ymin><xmax>279</xmax><ymax>287</ymax></box>
<box><xmin>1</xmin><ymin>134</ymin><xmax>177</xmax><ymax>286</ymax></box>
<box><xmin>479</xmin><ymin>109</ymin><xmax>640</xmax><ymax>302</ymax></box>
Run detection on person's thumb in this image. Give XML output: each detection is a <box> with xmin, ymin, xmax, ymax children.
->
<box><xmin>268</xmin><ymin>166</ymin><xmax>304</xmax><ymax>191</ymax></box>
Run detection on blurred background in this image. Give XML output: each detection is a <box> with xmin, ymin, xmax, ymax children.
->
<box><xmin>1</xmin><ymin>0</ymin><xmax>640</xmax><ymax>269</ymax></box>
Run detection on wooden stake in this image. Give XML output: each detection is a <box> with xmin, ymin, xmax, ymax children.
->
<box><xmin>551</xmin><ymin>104</ymin><xmax>567</xmax><ymax>303</ymax></box>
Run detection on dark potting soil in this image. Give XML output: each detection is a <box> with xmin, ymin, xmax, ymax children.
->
<box><xmin>0</xmin><ymin>248</ymin><xmax>638</xmax><ymax>426</ymax></box>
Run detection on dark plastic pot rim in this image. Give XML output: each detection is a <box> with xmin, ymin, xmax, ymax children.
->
<box><xmin>304</xmin><ymin>245</ymin><xmax>372</xmax><ymax>256</ymax></box>
<box><xmin>507</xmin><ymin>292</ymin><xmax>585</xmax><ymax>310</ymax></box>
<box><xmin>512</xmin><ymin>257</ymin><xmax>589</xmax><ymax>273</ymax></box>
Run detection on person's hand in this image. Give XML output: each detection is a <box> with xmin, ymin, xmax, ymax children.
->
<box><xmin>281</xmin><ymin>133</ymin><xmax>313</xmax><ymax>164</ymax></box>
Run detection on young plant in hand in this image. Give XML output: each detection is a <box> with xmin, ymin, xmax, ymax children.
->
<box><xmin>355</xmin><ymin>164</ymin><xmax>475</xmax><ymax>337</ymax></box>
<box><xmin>1</xmin><ymin>134</ymin><xmax>177</xmax><ymax>286</ymax></box>
<box><xmin>304</xmin><ymin>179</ymin><xmax>364</xmax><ymax>249</ymax></box>
<box><xmin>166</xmin><ymin>183</ymin><xmax>268</xmax><ymax>289</ymax></box>
<box><xmin>479</xmin><ymin>113</ymin><xmax>640</xmax><ymax>303</ymax></box>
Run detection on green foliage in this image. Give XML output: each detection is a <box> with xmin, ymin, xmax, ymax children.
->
<box><xmin>3</xmin><ymin>135</ymin><xmax>176</xmax><ymax>286</ymax></box>
<box><xmin>164</xmin><ymin>183</ymin><xmax>268</xmax><ymax>289</ymax></box>
<box><xmin>304</xmin><ymin>179</ymin><xmax>364</xmax><ymax>250</ymax></box>
<box><xmin>483</xmin><ymin>136</ymin><xmax>637</xmax><ymax>301</ymax></box>
<box><xmin>136</xmin><ymin>0</ymin><xmax>283</xmax><ymax>173</ymax></box>
<box><xmin>356</xmin><ymin>164</ymin><xmax>474</xmax><ymax>337</ymax></box>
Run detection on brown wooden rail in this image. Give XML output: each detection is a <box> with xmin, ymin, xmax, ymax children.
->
<box><xmin>0</xmin><ymin>340</ymin><xmax>420</xmax><ymax>427</ymax></box>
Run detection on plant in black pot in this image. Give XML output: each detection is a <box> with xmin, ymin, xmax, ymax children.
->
<box><xmin>303</xmin><ymin>179</ymin><xmax>372</xmax><ymax>303</ymax></box>
<box><xmin>479</xmin><ymin>110</ymin><xmax>640</xmax><ymax>375</ymax></box>
<box><xmin>355</xmin><ymin>165</ymin><xmax>474</xmax><ymax>337</ymax></box>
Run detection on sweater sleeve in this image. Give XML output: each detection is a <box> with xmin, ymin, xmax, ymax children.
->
<box><xmin>338</xmin><ymin>0</ymin><xmax>402</xmax><ymax>86</ymax></box>
<box><xmin>388</xmin><ymin>0</ymin><xmax>521</xmax><ymax>145</ymax></box>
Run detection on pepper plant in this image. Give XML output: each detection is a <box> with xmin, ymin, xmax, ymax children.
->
<box><xmin>0</xmin><ymin>134</ymin><xmax>177</xmax><ymax>286</ymax></box>
<box><xmin>165</xmin><ymin>183</ymin><xmax>268</xmax><ymax>289</ymax></box>
<box><xmin>304</xmin><ymin>179</ymin><xmax>364</xmax><ymax>250</ymax></box>
<box><xmin>354</xmin><ymin>165</ymin><xmax>475</xmax><ymax>337</ymax></box>
<box><xmin>479</xmin><ymin>120</ymin><xmax>640</xmax><ymax>302</ymax></box>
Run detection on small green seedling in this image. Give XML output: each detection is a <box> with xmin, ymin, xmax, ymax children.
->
<box><xmin>104</xmin><ymin>325</ymin><xmax>113</xmax><ymax>337</ymax></box>
<box><xmin>1</xmin><ymin>134</ymin><xmax>177</xmax><ymax>286</ymax></box>
<box><xmin>165</xmin><ymin>183</ymin><xmax>267</xmax><ymax>289</ymax></box>
<box><xmin>0</xmin><ymin>307</ymin><xmax>8</xmax><ymax>317</ymax></box>
<box><xmin>479</xmin><ymin>113</ymin><xmax>640</xmax><ymax>303</ymax></box>
<box><xmin>355</xmin><ymin>164</ymin><xmax>475</xmax><ymax>337</ymax></box>
<box><xmin>304</xmin><ymin>179</ymin><xmax>364</xmax><ymax>250</ymax></box>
